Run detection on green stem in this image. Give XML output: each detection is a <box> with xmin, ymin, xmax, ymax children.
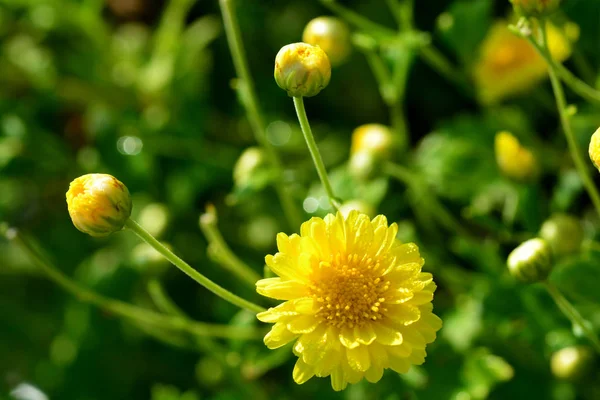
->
<box><xmin>385</xmin><ymin>0</ymin><xmax>414</xmax><ymax>30</ymax></box>
<box><xmin>3</xmin><ymin>226</ymin><xmax>263</xmax><ymax>340</ymax></box>
<box><xmin>545</xmin><ymin>282</ymin><xmax>600</xmax><ymax>354</ymax></box>
<box><xmin>292</xmin><ymin>96</ymin><xmax>340</xmax><ymax>211</ymax></box>
<box><xmin>125</xmin><ymin>218</ymin><xmax>265</xmax><ymax>313</ymax></box>
<box><xmin>199</xmin><ymin>210</ymin><xmax>261</xmax><ymax>288</ymax></box>
<box><xmin>384</xmin><ymin>162</ymin><xmax>468</xmax><ymax>236</ymax></box>
<box><xmin>419</xmin><ymin>45</ymin><xmax>470</xmax><ymax>94</ymax></box>
<box><xmin>539</xmin><ymin>20</ymin><xmax>600</xmax><ymax>219</ymax></box>
<box><xmin>219</xmin><ymin>0</ymin><xmax>302</xmax><ymax>230</ymax></box>
<box><xmin>525</xmin><ymin>35</ymin><xmax>600</xmax><ymax>104</ymax></box>
<box><xmin>319</xmin><ymin>0</ymin><xmax>395</xmax><ymax>38</ymax></box>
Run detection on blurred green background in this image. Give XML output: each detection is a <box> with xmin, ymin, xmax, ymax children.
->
<box><xmin>2</xmin><ymin>0</ymin><xmax>600</xmax><ymax>399</ymax></box>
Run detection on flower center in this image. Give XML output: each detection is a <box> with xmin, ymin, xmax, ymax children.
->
<box><xmin>308</xmin><ymin>252</ymin><xmax>390</xmax><ymax>328</ymax></box>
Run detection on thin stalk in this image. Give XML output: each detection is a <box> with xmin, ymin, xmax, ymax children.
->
<box><xmin>384</xmin><ymin>162</ymin><xmax>468</xmax><ymax>236</ymax></box>
<box><xmin>319</xmin><ymin>0</ymin><xmax>396</xmax><ymax>38</ymax></box>
<box><xmin>292</xmin><ymin>96</ymin><xmax>340</xmax><ymax>211</ymax></box>
<box><xmin>219</xmin><ymin>0</ymin><xmax>302</xmax><ymax>230</ymax></box>
<box><xmin>545</xmin><ymin>282</ymin><xmax>600</xmax><ymax>354</ymax></box>
<box><xmin>539</xmin><ymin>20</ymin><xmax>600</xmax><ymax>219</ymax></box>
<box><xmin>3</xmin><ymin>227</ymin><xmax>263</xmax><ymax>340</ymax></box>
<box><xmin>125</xmin><ymin>218</ymin><xmax>265</xmax><ymax>313</ymax></box>
<box><xmin>525</xmin><ymin>35</ymin><xmax>600</xmax><ymax>104</ymax></box>
<box><xmin>199</xmin><ymin>210</ymin><xmax>261</xmax><ymax>288</ymax></box>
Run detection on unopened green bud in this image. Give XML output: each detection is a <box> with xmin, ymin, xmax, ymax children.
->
<box><xmin>551</xmin><ymin>346</ymin><xmax>595</xmax><ymax>381</ymax></box>
<box><xmin>233</xmin><ymin>147</ymin><xmax>268</xmax><ymax>188</ymax></box>
<box><xmin>507</xmin><ymin>238</ymin><xmax>553</xmax><ymax>283</ymax></box>
<box><xmin>66</xmin><ymin>174</ymin><xmax>132</xmax><ymax>237</ymax></box>
<box><xmin>274</xmin><ymin>42</ymin><xmax>331</xmax><ymax>97</ymax></box>
<box><xmin>511</xmin><ymin>0</ymin><xmax>561</xmax><ymax>16</ymax></box>
<box><xmin>348</xmin><ymin>150</ymin><xmax>379</xmax><ymax>181</ymax></box>
<box><xmin>302</xmin><ymin>17</ymin><xmax>351</xmax><ymax>67</ymax></box>
<box><xmin>539</xmin><ymin>214</ymin><xmax>584</xmax><ymax>256</ymax></box>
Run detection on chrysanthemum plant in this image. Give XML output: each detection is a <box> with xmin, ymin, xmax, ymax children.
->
<box><xmin>6</xmin><ymin>0</ymin><xmax>600</xmax><ymax>395</ymax></box>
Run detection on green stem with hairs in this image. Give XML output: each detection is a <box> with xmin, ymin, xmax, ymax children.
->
<box><xmin>538</xmin><ymin>20</ymin><xmax>600</xmax><ymax>219</ymax></box>
<box><xmin>292</xmin><ymin>96</ymin><xmax>340</xmax><ymax>211</ymax></box>
<box><xmin>125</xmin><ymin>218</ymin><xmax>265</xmax><ymax>313</ymax></box>
<box><xmin>2</xmin><ymin>226</ymin><xmax>263</xmax><ymax>340</ymax></box>
<box><xmin>219</xmin><ymin>0</ymin><xmax>302</xmax><ymax>230</ymax></box>
<box><xmin>545</xmin><ymin>282</ymin><xmax>600</xmax><ymax>354</ymax></box>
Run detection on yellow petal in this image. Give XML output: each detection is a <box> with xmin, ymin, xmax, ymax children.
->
<box><xmin>264</xmin><ymin>322</ymin><xmax>298</xmax><ymax>349</ymax></box>
<box><xmin>409</xmin><ymin>282</ymin><xmax>436</xmax><ymax>305</ymax></box>
<box><xmin>342</xmin><ymin>361</ymin><xmax>364</xmax><ymax>384</ymax></box>
<box><xmin>373</xmin><ymin>323</ymin><xmax>403</xmax><ymax>346</ymax></box>
<box><xmin>330</xmin><ymin>365</ymin><xmax>348</xmax><ymax>391</ymax></box>
<box><xmin>354</xmin><ymin>323</ymin><xmax>377</xmax><ymax>345</ymax></box>
<box><xmin>287</xmin><ymin>315</ymin><xmax>320</xmax><ymax>334</ymax></box>
<box><xmin>408</xmin><ymin>348</ymin><xmax>427</xmax><ymax>365</ymax></box>
<box><xmin>256</xmin><ymin>278</ymin><xmax>307</xmax><ymax>300</ymax></box>
<box><xmin>364</xmin><ymin>365</ymin><xmax>384</xmax><ymax>383</ymax></box>
<box><xmin>387</xmin><ymin>304</ymin><xmax>421</xmax><ymax>326</ymax></box>
<box><xmin>294</xmin><ymin>323</ymin><xmax>328</xmax><ymax>365</ymax></box>
<box><xmin>346</xmin><ymin>345</ymin><xmax>371</xmax><ymax>372</ymax></box>
<box><xmin>389</xmin><ymin>354</ymin><xmax>411</xmax><ymax>374</ymax></box>
<box><xmin>386</xmin><ymin>287</ymin><xmax>414</xmax><ymax>304</ymax></box>
<box><xmin>346</xmin><ymin>213</ymin><xmax>373</xmax><ymax>256</ymax></box>
<box><xmin>324</xmin><ymin>213</ymin><xmax>346</xmax><ymax>255</ymax></box>
<box><xmin>339</xmin><ymin>325</ymin><xmax>360</xmax><ymax>349</ymax></box>
<box><xmin>293</xmin><ymin>358</ymin><xmax>315</xmax><ymax>384</ymax></box>
<box><xmin>374</xmin><ymin>223</ymin><xmax>398</xmax><ymax>258</ymax></box>
<box><xmin>276</xmin><ymin>232</ymin><xmax>301</xmax><ymax>258</ymax></box>
<box><xmin>257</xmin><ymin>301</ymin><xmax>298</xmax><ymax>323</ymax></box>
<box><xmin>293</xmin><ymin>297</ymin><xmax>318</xmax><ymax>315</ymax></box>
<box><xmin>398</xmin><ymin>326</ymin><xmax>426</xmax><ymax>350</ymax></box>
<box><xmin>265</xmin><ymin>253</ymin><xmax>310</xmax><ymax>283</ymax></box>
<box><xmin>368</xmin><ymin>342</ymin><xmax>390</xmax><ymax>368</ymax></box>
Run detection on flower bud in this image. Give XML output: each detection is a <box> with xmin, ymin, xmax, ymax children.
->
<box><xmin>589</xmin><ymin>127</ymin><xmax>600</xmax><ymax>172</ymax></box>
<box><xmin>495</xmin><ymin>131</ymin><xmax>538</xmax><ymax>182</ymax></box>
<box><xmin>274</xmin><ymin>42</ymin><xmax>331</xmax><ymax>97</ymax></box>
<box><xmin>507</xmin><ymin>238</ymin><xmax>553</xmax><ymax>283</ymax></box>
<box><xmin>539</xmin><ymin>214</ymin><xmax>584</xmax><ymax>256</ymax></box>
<box><xmin>302</xmin><ymin>17</ymin><xmax>351</xmax><ymax>67</ymax></box>
<box><xmin>66</xmin><ymin>174</ymin><xmax>132</xmax><ymax>237</ymax></box>
<box><xmin>351</xmin><ymin>124</ymin><xmax>395</xmax><ymax>158</ymax></box>
<box><xmin>551</xmin><ymin>346</ymin><xmax>595</xmax><ymax>381</ymax></box>
<box><xmin>233</xmin><ymin>147</ymin><xmax>270</xmax><ymax>189</ymax></box>
<box><xmin>348</xmin><ymin>150</ymin><xmax>379</xmax><ymax>181</ymax></box>
<box><xmin>511</xmin><ymin>0</ymin><xmax>561</xmax><ymax>16</ymax></box>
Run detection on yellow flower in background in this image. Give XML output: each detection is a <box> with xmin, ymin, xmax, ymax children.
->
<box><xmin>588</xmin><ymin>127</ymin><xmax>600</xmax><ymax>172</ymax></box>
<box><xmin>474</xmin><ymin>21</ymin><xmax>572</xmax><ymax>104</ymax></box>
<box><xmin>350</xmin><ymin>124</ymin><xmax>395</xmax><ymax>158</ymax></box>
<box><xmin>66</xmin><ymin>173</ymin><xmax>132</xmax><ymax>237</ymax></box>
<box><xmin>495</xmin><ymin>131</ymin><xmax>538</xmax><ymax>181</ymax></box>
<box><xmin>256</xmin><ymin>211</ymin><xmax>442</xmax><ymax>391</ymax></box>
<box><xmin>302</xmin><ymin>16</ymin><xmax>352</xmax><ymax>67</ymax></box>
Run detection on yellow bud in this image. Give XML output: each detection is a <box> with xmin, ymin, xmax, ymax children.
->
<box><xmin>302</xmin><ymin>17</ymin><xmax>351</xmax><ymax>67</ymax></box>
<box><xmin>351</xmin><ymin>124</ymin><xmax>395</xmax><ymax>158</ymax></box>
<box><xmin>507</xmin><ymin>238</ymin><xmax>553</xmax><ymax>283</ymax></box>
<box><xmin>233</xmin><ymin>147</ymin><xmax>269</xmax><ymax>188</ymax></box>
<box><xmin>551</xmin><ymin>346</ymin><xmax>595</xmax><ymax>381</ymax></box>
<box><xmin>348</xmin><ymin>150</ymin><xmax>379</xmax><ymax>181</ymax></box>
<box><xmin>66</xmin><ymin>174</ymin><xmax>132</xmax><ymax>237</ymax></box>
<box><xmin>274</xmin><ymin>42</ymin><xmax>331</xmax><ymax>98</ymax></box>
<box><xmin>511</xmin><ymin>0</ymin><xmax>561</xmax><ymax>16</ymax></box>
<box><xmin>495</xmin><ymin>131</ymin><xmax>538</xmax><ymax>181</ymax></box>
<box><xmin>589</xmin><ymin>127</ymin><xmax>600</xmax><ymax>171</ymax></box>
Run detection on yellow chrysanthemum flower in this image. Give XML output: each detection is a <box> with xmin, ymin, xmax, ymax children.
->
<box><xmin>256</xmin><ymin>211</ymin><xmax>442</xmax><ymax>391</ymax></box>
<box><xmin>474</xmin><ymin>21</ymin><xmax>572</xmax><ymax>104</ymax></box>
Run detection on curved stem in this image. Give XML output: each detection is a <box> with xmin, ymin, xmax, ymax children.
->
<box><xmin>384</xmin><ymin>162</ymin><xmax>469</xmax><ymax>236</ymax></box>
<box><xmin>524</xmin><ymin>35</ymin><xmax>600</xmax><ymax>104</ymax></box>
<box><xmin>3</xmin><ymin>227</ymin><xmax>263</xmax><ymax>340</ymax></box>
<box><xmin>199</xmin><ymin>208</ymin><xmax>261</xmax><ymax>288</ymax></box>
<box><xmin>219</xmin><ymin>0</ymin><xmax>302</xmax><ymax>230</ymax></box>
<box><xmin>539</xmin><ymin>20</ymin><xmax>600</xmax><ymax>219</ymax></box>
<box><xmin>125</xmin><ymin>218</ymin><xmax>265</xmax><ymax>313</ymax></box>
<box><xmin>545</xmin><ymin>282</ymin><xmax>600</xmax><ymax>354</ymax></box>
<box><xmin>292</xmin><ymin>96</ymin><xmax>340</xmax><ymax>211</ymax></box>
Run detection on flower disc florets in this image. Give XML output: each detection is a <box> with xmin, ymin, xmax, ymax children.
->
<box><xmin>256</xmin><ymin>211</ymin><xmax>442</xmax><ymax>391</ymax></box>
